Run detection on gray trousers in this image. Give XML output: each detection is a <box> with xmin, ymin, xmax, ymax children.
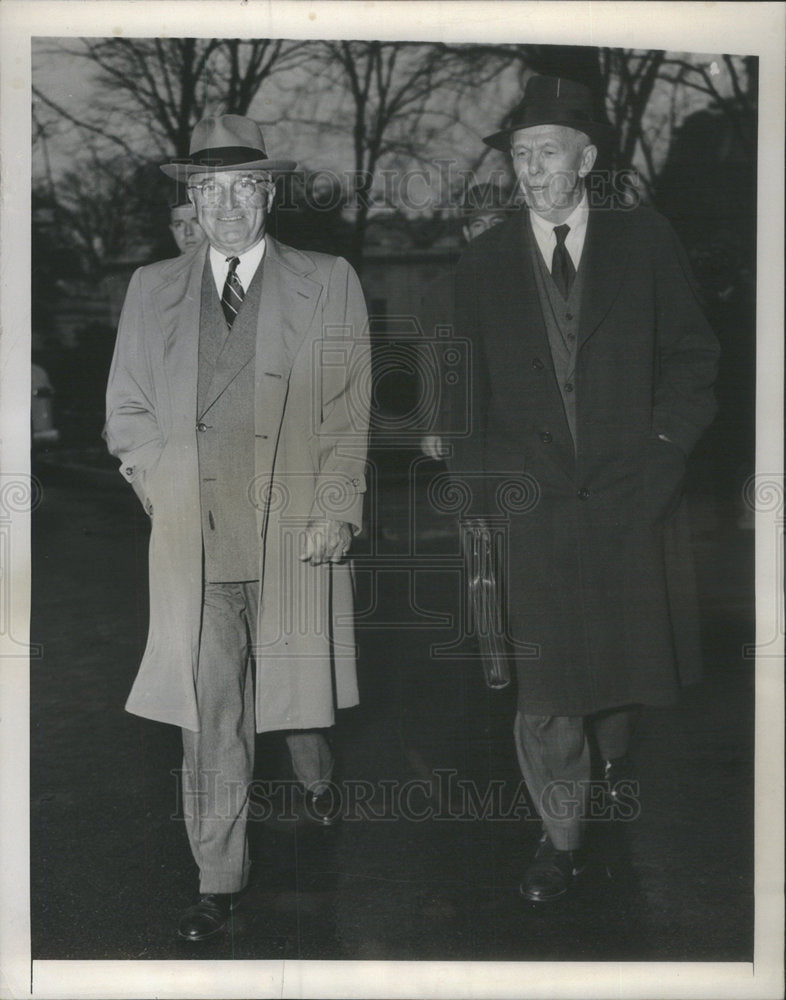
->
<box><xmin>514</xmin><ymin>705</ymin><xmax>640</xmax><ymax>852</ymax></box>
<box><xmin>181</xmin><ymin>582</ymin><xmax>334</xmax><ymax>894</ymax></box>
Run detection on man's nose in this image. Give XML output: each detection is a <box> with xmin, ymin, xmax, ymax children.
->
<box><xmin>218</xmin><ymin>184</ymin><xmax>238</xmax><ymax>209</ymax></box>
<box><xmin>527</xmin><ymin>155</ymin><xmax>542</xmax><ymax>177</ymax></box>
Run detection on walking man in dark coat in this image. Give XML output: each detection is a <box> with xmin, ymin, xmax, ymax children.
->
<box><xmin>450</xmin><ymin>76</ymin><xmax>720</xmax><ymax>902</ymax></box>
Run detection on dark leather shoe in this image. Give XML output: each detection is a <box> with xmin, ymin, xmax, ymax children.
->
<box><xmin>304</xmin><ymin>784</ymin><xmax>341</xmax><ymax>826</ymax></box>
<box><xmin>177</xmin><ymin>892</ymin><xmax>241</xmax><ymax>942</ymax></box>
<box><xmin>519</xmin><ymin>832</ymin><xmax>585</xmax><ymax>902</ymax></box>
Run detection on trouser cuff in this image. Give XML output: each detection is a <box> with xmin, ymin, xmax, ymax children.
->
<box><xmin>198</xmin><ymin>862</ymin><xmax>250</xmax><ymax>895</ymax></box>
<box><xmin>543</xmin><ymin>822</ymin><xmax>583</xmax><ymax>853</ymax></box>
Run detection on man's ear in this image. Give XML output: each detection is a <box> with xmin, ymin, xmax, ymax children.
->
<box><xmin>579</xmin><ymin>143</ymin><xmax>598</xmax><ymax>178</ymax></box>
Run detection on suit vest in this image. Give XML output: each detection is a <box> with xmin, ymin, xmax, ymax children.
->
<box><xmin>528</xmin><ymin>221</ymin><xmax>585</xmax><ymax>449</ymax></box>
<box><xmin>196</xmin><ymin>259</ymin><xmax>264</xmax><ymax>582</ymax></box>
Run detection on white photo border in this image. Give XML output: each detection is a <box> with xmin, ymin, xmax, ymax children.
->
<box><xmin>1</xmin><ymin>2</ymin><xmax>783</xmax><ymax>998</ymax></box>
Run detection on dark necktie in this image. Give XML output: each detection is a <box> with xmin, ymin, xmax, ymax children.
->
<box><xmin>221</xmin><ymin>256</ymin><xmax>244</xmax><ymax>328</ymax></box>
<box><xmin>551</xmin><ymin>224</ymin><xmax>575</xmax><ymax>299</ymax></box>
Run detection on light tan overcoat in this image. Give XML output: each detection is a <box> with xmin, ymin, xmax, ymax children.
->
<box><xmin>105</xmin><ymin>237</ymin><xmax>370</xmax><ymax>733</ymax></box>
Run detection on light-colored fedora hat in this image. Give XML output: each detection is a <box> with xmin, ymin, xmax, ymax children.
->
<box><xmin>483</xmin><ymin>75</ymin><xmax>613</xmax><ymax>152</ymax></box>
<box><xmin>160</xmin><ymin>114</ymin><xmax>297</xmax><ymax>180</ymax></box>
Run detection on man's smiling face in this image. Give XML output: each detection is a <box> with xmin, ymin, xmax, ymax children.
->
<box><xmin>188</xmin><ymin>170</ymin><xmax>275</xmax><ymax>255</ymax></box>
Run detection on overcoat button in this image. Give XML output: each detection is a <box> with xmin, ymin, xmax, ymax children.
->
<box><xmin>565</xmin><ymin>382</ymin><xmax>574</xmax><ymax>393</ymax></box>
<box><xmin>352</xmin><ymin>478</ymin><xmax>359</xmax><ymax>486</ymax></box>
<box><xmin>566</xmin><ymin>312</ymin><xmax>573</xmax><ymax>321</ymax></box>
<box><xmin>539</xmin><ymin>431</ymin><xmax>553</xmax><ymax>443</ymax></box>
<box><xmin>577</xmin><ymin>488</ymin><xmax>590</xmax><ymax>501</ymax></box>
<box><xmin>125</xmin><ymin>466</ymin><xmax>134</xmax><ymax>476</ymax></box>
<box><xmin>197</xmin><ymin>422</ymin><xmax>207</xmax><ymax>432</ymax></box>
<box><xmin>531</xmin><ymin>357</ymin><xmax>544</xmax><ymax>370</ymax></box>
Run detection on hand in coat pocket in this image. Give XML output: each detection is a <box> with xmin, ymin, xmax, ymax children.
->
<box><xmin>299</xmin><ymin>519</ymin><xmax>353</xmax><ymax>565</ymax></box>
<box><xmin>638</xmin><ymin>435</ymin><xmax>687</xmax><ymax>523</ymax></box>
<box><xmin>126</xmin><ymin>446</ymin><xmax>166</xmax><ymax>520</ymax></box>
<box><xmin>598</xmin><ymin>436</ymin><xmax>687</xmax><ymax>524</ymax></box>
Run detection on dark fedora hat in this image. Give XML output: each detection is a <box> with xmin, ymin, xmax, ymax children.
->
<box><xmin>160</xmin><ymin>114</ymin><xmax>297</xmax><ymax>180</ymax></box>
<box><xmin>483</xmin><ymin>75</ymin><xmax>613</xmax><ymax>152</ymax></box>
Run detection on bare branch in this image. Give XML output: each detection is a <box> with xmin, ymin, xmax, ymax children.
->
<box><xmin>32</xmin><ymin>86</ymin><xmax>146</xmax><ymax>161</ymax></box>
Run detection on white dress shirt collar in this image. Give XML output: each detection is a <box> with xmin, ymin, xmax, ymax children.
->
<box><xmin>209</xmin><ymin>237</ymin><xmax>266</xmax><ymax>298</ymax></box>
<box><xmin>528</xmin><ymin>190</ymin><xmax>589</xmax><ymax>271</ymax></box>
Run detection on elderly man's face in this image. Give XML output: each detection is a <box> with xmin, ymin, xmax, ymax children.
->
<box><xmin>169</xmin><ymin>203</ymin><xmax>206</xmax><ymax>254</ymax></box>
<box><xmin>510</xmin><ymin>125</ymin><xmax>596</xmax><ymax>223</ymax></box>
<box><xmin>188</xmin><ymin>170</ymin><xmax>275</xmax><ymax>255</ymax></box>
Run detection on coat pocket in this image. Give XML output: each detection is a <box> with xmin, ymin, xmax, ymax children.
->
<box><xmin>637</xmin><ymin>436</ymin><xmax>687</xmax><ymax>523</ymax></box>
<box><xmin>590</xmin><ymin>436</ymin><xmax>686</xmax><ymax>525</ymax></box>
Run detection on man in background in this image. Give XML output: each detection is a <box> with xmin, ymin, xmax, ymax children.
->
<box><xmin>420</xmin><ymin>181</ymin><xmax>513</xmax><ymax>461</ymax></box>
<box><xmin>169</xmin><ymin>199</ymin><xmax>206</xmax><ymax>254</ymax></box>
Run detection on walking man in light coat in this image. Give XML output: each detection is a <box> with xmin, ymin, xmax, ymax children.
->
<box><xmin>105</xmin><ymin>115</ymin><xmax>370</xmax><ymax>941</ymax></box>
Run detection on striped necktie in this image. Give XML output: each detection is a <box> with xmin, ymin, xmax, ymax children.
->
<box><xmin>551</xmin><ymin>224</ymin><xmax>575</xmax><ymax>299</ymax></box>
<box><xmin>221</xmin><ymin>256</ymin><xmax>244</xmax><ymax>328</ymax></box>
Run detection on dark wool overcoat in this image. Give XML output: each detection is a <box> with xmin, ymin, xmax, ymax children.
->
<box><xmin>450</xmin><ymin>205</ymin><xmax>720</xmax><ymax>717</ymax></box>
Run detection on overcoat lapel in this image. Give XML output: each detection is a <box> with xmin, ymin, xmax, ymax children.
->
<box><xmin>151</xmin><ymin>247</ymin><xmax>206</xmax><ymax>434</ymax></box>
<box><xmin>485</xmin><ymin>215</ymin><xmax>575</xmax><ymax>462</ymax></box>
<box><xmin>251</xmin><ymin>238</ymin><xmax>325</xmax><ymax>519</ymax></box>
<box><xmin>256</xmin><ymin>237</ymin><xmax>321</xmax><ymax>376</ymax></box>
<box><xmin>487</xmin><ymin>214</ymin><xmax>548</xmax><ymax>366</ymax></box>
<box><xmin>577</xmin><ymin>207</ymin><xmax>630</xmax><ymax>350</ymax></box>
<box><xmin>156</xmin><ymin>239</ymin><xmax>324</xmax><ymax>428</ymax></box>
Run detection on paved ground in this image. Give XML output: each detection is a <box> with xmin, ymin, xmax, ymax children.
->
<box><xmin>30</xmin><ymin>454</ymin><xmax>754</xmax><ymax>962</ymax></box>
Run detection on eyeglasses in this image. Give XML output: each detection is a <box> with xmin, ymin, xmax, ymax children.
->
<box><xmin>187</xmin><ymin>175</ymin><xmax>274</xmax><ymax>204</ymax></box>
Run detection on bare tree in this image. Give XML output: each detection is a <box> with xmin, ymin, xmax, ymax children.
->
<box><xmin>595</xmin><ymin>48</ymin><xmax>666</xmax><ymax>197</ymax></box>
<box><xmin>658</xmin><ymin>54</ymin><xmax>757</xmax><ymax>158</ymax></box>
<box><xmin>292</xmin><ymin>42</ymin><xmax>445</xmax><ymax>261</ymax></box>
<box><xmin>33</xmin><ymin>37</ymin><xmax>306</xmax><ymax>159</ymax></box>
<box><xmin>32</xmin><ymin>37</ymin><xmax>313</xmax><ymax>269</ymax></box>
<box><xmin>283</xmin><ymin>40</ymin><xmax>535</xmax><ymax>263</ymax></box>
<box><xmin>39</xmin><ymin>153</ymin><xmax>150</xmax><ymax>275</ymax></box>
<box><xmin>34</xmin><ymin>38</ymin><xmax>755</xmax><ymax>266</ymax></box>
<box><xmin>34</xmin><ymin>38</ymin><xmax>531</xmax><ymax>263</ymax></box>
